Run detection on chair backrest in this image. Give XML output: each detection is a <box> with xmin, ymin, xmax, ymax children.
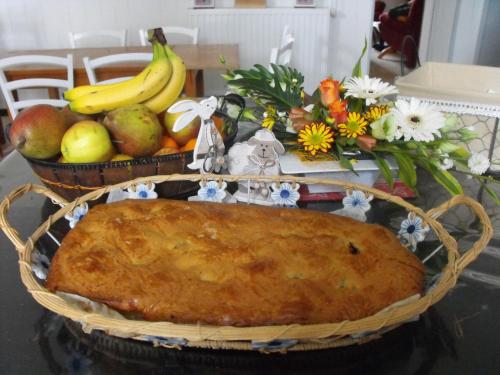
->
<box><xmin>83</xmin><ymin>53</ymin><xmax>152</xmax><ymax>85</ymax></box>
<box><xmin>269</xmin><ymin>25</ymin><xmax>295</xmax><ymax>68</ymax></box>
<box><xmin>407</xmin><ymin>0</ymin><xmax>425</xmax><ymax>40</ymax></box>
<box><xmin>0</xmin><ymin>54</ymin><xmax>73</xmax><ymax>119</ymax></box>
<box><xmin>139</xmin><ymin>27</ymin><xmax>199</xmax><ymax>46</ymax></box>
<box><xmin>68</xmin><ymin>30</ymin><xmax>127</xmax><ymax>48</ymax></box>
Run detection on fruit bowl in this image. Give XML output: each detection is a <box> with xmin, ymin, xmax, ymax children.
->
<box><xmin>23</xmin><ymin>100</ymin><xmax>242</xmax><ymax>202</ymax></box>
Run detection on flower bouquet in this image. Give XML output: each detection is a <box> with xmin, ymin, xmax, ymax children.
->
<box><xmin>223</xmin><ymin>45</ymin><xmax>499</xmax><ymax>201</ymax></box>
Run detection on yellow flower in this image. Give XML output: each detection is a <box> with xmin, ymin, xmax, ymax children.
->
<box><xmin>298</xmin><ymin>122</ymin><xmax>335</xmax><ymax>156</ymax></box>
<box><xmin>261</xmin><ymin>105</ymin><xmax>277</xmax><ymax>130</ymax></box>
<box><xmin>338</xmin><ymin>112</ymin><xmax>368</xmax><ymax>138</ymax></box>
<box><xmin>364</xmin><ymin>105</ymin><xmax>389</xmax><ymax>122</ymax></box>
<box><xmin>262</xmin><ymin>116</ymin><xmax>276</xmax><ymax>130</ymax></box>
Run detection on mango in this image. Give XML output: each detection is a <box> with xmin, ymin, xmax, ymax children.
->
<box><xmin>9</xmin><ymin>105</ymin><xmax>68</xmax><ymax>159</ymax></box>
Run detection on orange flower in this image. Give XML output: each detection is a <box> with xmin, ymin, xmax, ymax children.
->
<box><xmin>289</xmin><ymin>107</ymin><xmax>313</xmax><ymax>131</ymax></box>
<box><xmin>356</xmin><ymin>135</ymin><xmax>377</xmax><ymax>151</ymax></box>
<box><xmin>319</xmin><ymin>78</ymin><xmax>341</xmax><ymax>107</ymax></box>
<box><xmin>328</xmin><ymin>99</ymin><xmax>348</xmax><ymax>125</ymax></box>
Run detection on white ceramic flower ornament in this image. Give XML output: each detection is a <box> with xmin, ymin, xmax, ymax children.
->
<box><xmin>31</xmin><ymin>250</ymin><xmax>50</xmax><ymax>280</ymax></box>
<box><xmin>332</xmin><ymin>190</ymin><xmax>373</xmax><ymax>222</ymax></box>
<box><xmin>398</xmin><ymin>212</ymin><xmax>430</xmax><ymax>251</ymax></box>
<box><xmin>270</xmin><ymin>182</ymin><xmax>300</xmax><ymax>207</ymax></box>
<box><xmin>64</xmin><ymin>203</ymin><xmax>89</xmax><ymax>228</ymax></box>
<box><xmin>197</xmin><ymin>180</ymin><xmax>227</xmax><ymax>203</ymax></box>
<box><xmin>126</xmin><ymin>183</ymin><xmax>158</xmax><ymax>200</ymax></box>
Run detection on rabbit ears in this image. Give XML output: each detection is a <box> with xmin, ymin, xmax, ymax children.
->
<box><xmin>168</xmin><ymin>96</ymin><xmax>218</xmax><ymax>132</ymax></box>
<box><xmin>168</xmin><ymin>99</ymin><xmax>198</xmax><ymax>132</ymax></box>
<box><xmin>168</xmin><ymin>99</ymin><xmax>196</xmax><ymax>114</ymax></box>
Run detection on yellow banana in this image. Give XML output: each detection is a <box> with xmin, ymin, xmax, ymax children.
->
<box><xmin>69</xmin><ymin>43</ymin><xmax>172</xmax><ymax>114</ymax></box>
<box><xmin>65</xmin><ymin>79</ymin><xmax>129</xmax><ymax>102</ymax></box>
<box><xmin>64</xmin><ymin>44</ymin><xmax>160</xmax><ymax>101</ymax></box>
<box><xmin>142</xmin><ymin>45</ymin><xmax>186</xmax><ymax>114</ymax></box>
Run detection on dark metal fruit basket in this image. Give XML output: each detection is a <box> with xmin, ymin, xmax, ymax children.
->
<box><xmin>23</xmin><ymin>94</ymin><xmax>244</xmax><ymax>202</ymax></box>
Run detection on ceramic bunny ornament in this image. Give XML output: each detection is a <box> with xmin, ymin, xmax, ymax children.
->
<box><xmin>168</xmin><ymin>96</ymin><xmax>225</xmax><ymax>173</ymax></box>
<box><xmin>227</xmin><ymin>129</ymin><xmax>285</xmax><ymax>205</ymax></box>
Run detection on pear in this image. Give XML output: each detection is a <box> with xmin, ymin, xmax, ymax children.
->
<box><xmin>59</xmin><ymin>105</ymin><xmax>95</xmax><ymax>127</ymax></box>
<box><xmin>103</xmin><ymin>104</ymin><xmax>163</xmax><ymax>157</ymax></box>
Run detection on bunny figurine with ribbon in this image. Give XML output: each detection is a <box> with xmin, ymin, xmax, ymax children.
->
<box><xmin>168</xmin><ymin>96</ymin><xmax>226</xmax><ymax>174</ymax></box>
<box><xmin>227</xmin><ymin>129</ymin><xmax>285</xmax><ymax>205</ymax></box>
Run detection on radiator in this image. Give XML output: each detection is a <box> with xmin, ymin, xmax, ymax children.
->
<box><xmin>189</xmin><ymin>7</ymin><xmax>331</xmax><ymax>92</ymax></box>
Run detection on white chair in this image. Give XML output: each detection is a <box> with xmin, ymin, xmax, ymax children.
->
<box><xmin>139</xmin><ymin>27</ymin><xmax>199</xmax><ymax>46</ymax></box>
<box><xmin>269</xmin><ymin>25</ymin><xmax>295</xmax><ymax>68</ymax></box>
<box><xmin>83</xmin><ymin>53</ymin><xmax>152</xmax><ymax>85</ymax></box>
<box><xmin>0</xmin><ymin>54</ymin><xmax>73</xmax><ymax>119</ymax></box>
<box><xmin>68</xmin><ymin>30</ymin><xmax>127</xmax><ymax>48</ymax></box>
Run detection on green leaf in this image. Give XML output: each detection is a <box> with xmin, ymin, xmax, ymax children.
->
<box><xmin>419</xmin><ymin>161</ymin><xmax>463</xmax><ymax>195</ymax></box>
<box><xmin>336</xmin><ymin>144</ymin><xmax>358</xmax><ymax>176</ymax></box>
<box><xmin>348</xmin><ymin>98</ymin><xmax>364</xmax><ymax>113</ymax></box>
<box><xmin>351</xmin><ymin>38</ymin><xmax>368</xmax><ymax>78</ymax></box>
<box><xmin>372</xmin><ymin>153</ymin><xmax>394</xmax><ymax>189</ymax></box>
<box><xmin>482</xmin><ymin>182</ymin><xmax>500</xmax><ymax>205</ymax></box>
<box><xmin>450</xmin><ymin>146</ymin><xmax>470</xmax><ymax>159</ymax></box>
<box><xmin>225</xmin><ymin>64</ymin><xmax>304</xmax><ymax>111</ymax></box>
<box><xmin>393</xmin><ymin>153</ymin><xmax>417</xmax><ymax>190</ymax></box>
<box><xmin>311</xmin><ymin>104</ymin><xmax>322</xmax><ymax>121</ymax></box>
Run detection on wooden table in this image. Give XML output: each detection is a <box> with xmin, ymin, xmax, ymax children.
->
<box><xmin>0</xmin><ymin>44</ymin><xmax>239</xmax><ymax>98</ymax></box>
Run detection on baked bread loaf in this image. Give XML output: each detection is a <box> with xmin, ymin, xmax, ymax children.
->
<box><xmin>46</xmin><ymin>199</ymin><xmax>424</xmax><ymax>326</ymax></box>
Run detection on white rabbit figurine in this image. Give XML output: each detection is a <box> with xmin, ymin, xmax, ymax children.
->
<box><xmin>167</xmin><ymin>96</ymin><xmax>225</xmax><ymax>173</ymax></box>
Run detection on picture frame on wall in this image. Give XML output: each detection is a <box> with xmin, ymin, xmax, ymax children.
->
<box><xmin>235</xmin><ymin>0</ymin><xmax>266</xmax><ymax>7</ymax></box>
<box><xmin>295</xmin><ymin>0</ymin><xmax>316</xmax><ymax>8</ymax></box>
<box><xmin>194</xmin><ymin>0</ymin><xmax>215</xmax><ymax>9</ymax></box>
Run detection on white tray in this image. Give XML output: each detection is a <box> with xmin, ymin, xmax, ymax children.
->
<box><xmin>279</xmin><ymin>153</ymin><xmax>398</xmax><ymax>193</ymax></box>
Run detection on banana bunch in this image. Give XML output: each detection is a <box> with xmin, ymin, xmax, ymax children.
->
<box><xmin>65</xmin><ymin>42</ymin><xmax>186</xmax><ymax>114</ymax></box>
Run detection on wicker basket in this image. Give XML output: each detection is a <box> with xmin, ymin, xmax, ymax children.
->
<box><xmin>0</xmin><ymin>174</ymin><xmax>493</xmax><ymax>352</ymax></box>
<box><xmin>23</xmin><ymin>94</ymin><xmax>244</xmax><ymax>202</ymax></box>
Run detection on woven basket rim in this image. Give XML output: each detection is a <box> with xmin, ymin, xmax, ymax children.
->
<box><xmin>25</xmin><ymin>150</ymin><xmax>193</xmax><ymax>170</ymax></box>
<box><xmin>0</xmin><ymin>173</ymin><xmax>493</xmax><ymax>351</ymax></box>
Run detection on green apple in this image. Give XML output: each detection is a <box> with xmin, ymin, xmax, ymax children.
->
<box><xmin>61</xmin><ymin>121</ymin><xmax>115</xmax><ymax>163</ymax></box>
<box><xmin>164</xmin><ymin>98</ymin><xmax>201</xmax><ymax>146</ymax></box>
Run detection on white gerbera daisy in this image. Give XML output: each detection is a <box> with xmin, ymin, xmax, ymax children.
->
<box><xmin>344</xmin><ymin>75</ymin><xmax>398</xmax><ymax>105</ymax></box>
<box><xmin>391</xmin><ymin>98</ymin><xmax>445</xmax><ymax>142</ymax></box>
<box><xmin>468</xmin><ymin>153</ymin><xmax>490</xmax><ymax>175</ymax></box>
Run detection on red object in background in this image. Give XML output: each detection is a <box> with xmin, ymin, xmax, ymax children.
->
<box><xmin>298</xmin><ymin>180</ymin><xmax>415</xmax><ymax>203</ymax></box>
<box><xmin>379</xmin><ymin>0</ymin><xmax>425</xmax><ymax>69</ymax></box>
<box><xmin>374</xmin><ymin>0</ymin><xmax>386</xmax><ymax>21</ymax></box>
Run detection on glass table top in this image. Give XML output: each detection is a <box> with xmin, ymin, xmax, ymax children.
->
<box><xmin>1</xmin><ymin>151</ymin><xmax>498</xmax><ymax>375</ymax></box>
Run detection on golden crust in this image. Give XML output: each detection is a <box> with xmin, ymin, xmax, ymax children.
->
<box><xmin>46</xmin><ymin>199</ymin><xmax>424</xmax><ymax>326</ymax></box>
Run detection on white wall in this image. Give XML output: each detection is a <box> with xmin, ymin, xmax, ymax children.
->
<box><xmin>476</xmin><ymin>0</ymin><xmax>500</xmax><ymax>67</ymax></box>
<box><xmin>0</xmin><ymin>0</ymin><xmax>373</xmax><ymax>95</ymax></box>
<box><xmin>419</xmin><ymin>0</ymin><xmax>494</xmax><ymax>66</ymax></box>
